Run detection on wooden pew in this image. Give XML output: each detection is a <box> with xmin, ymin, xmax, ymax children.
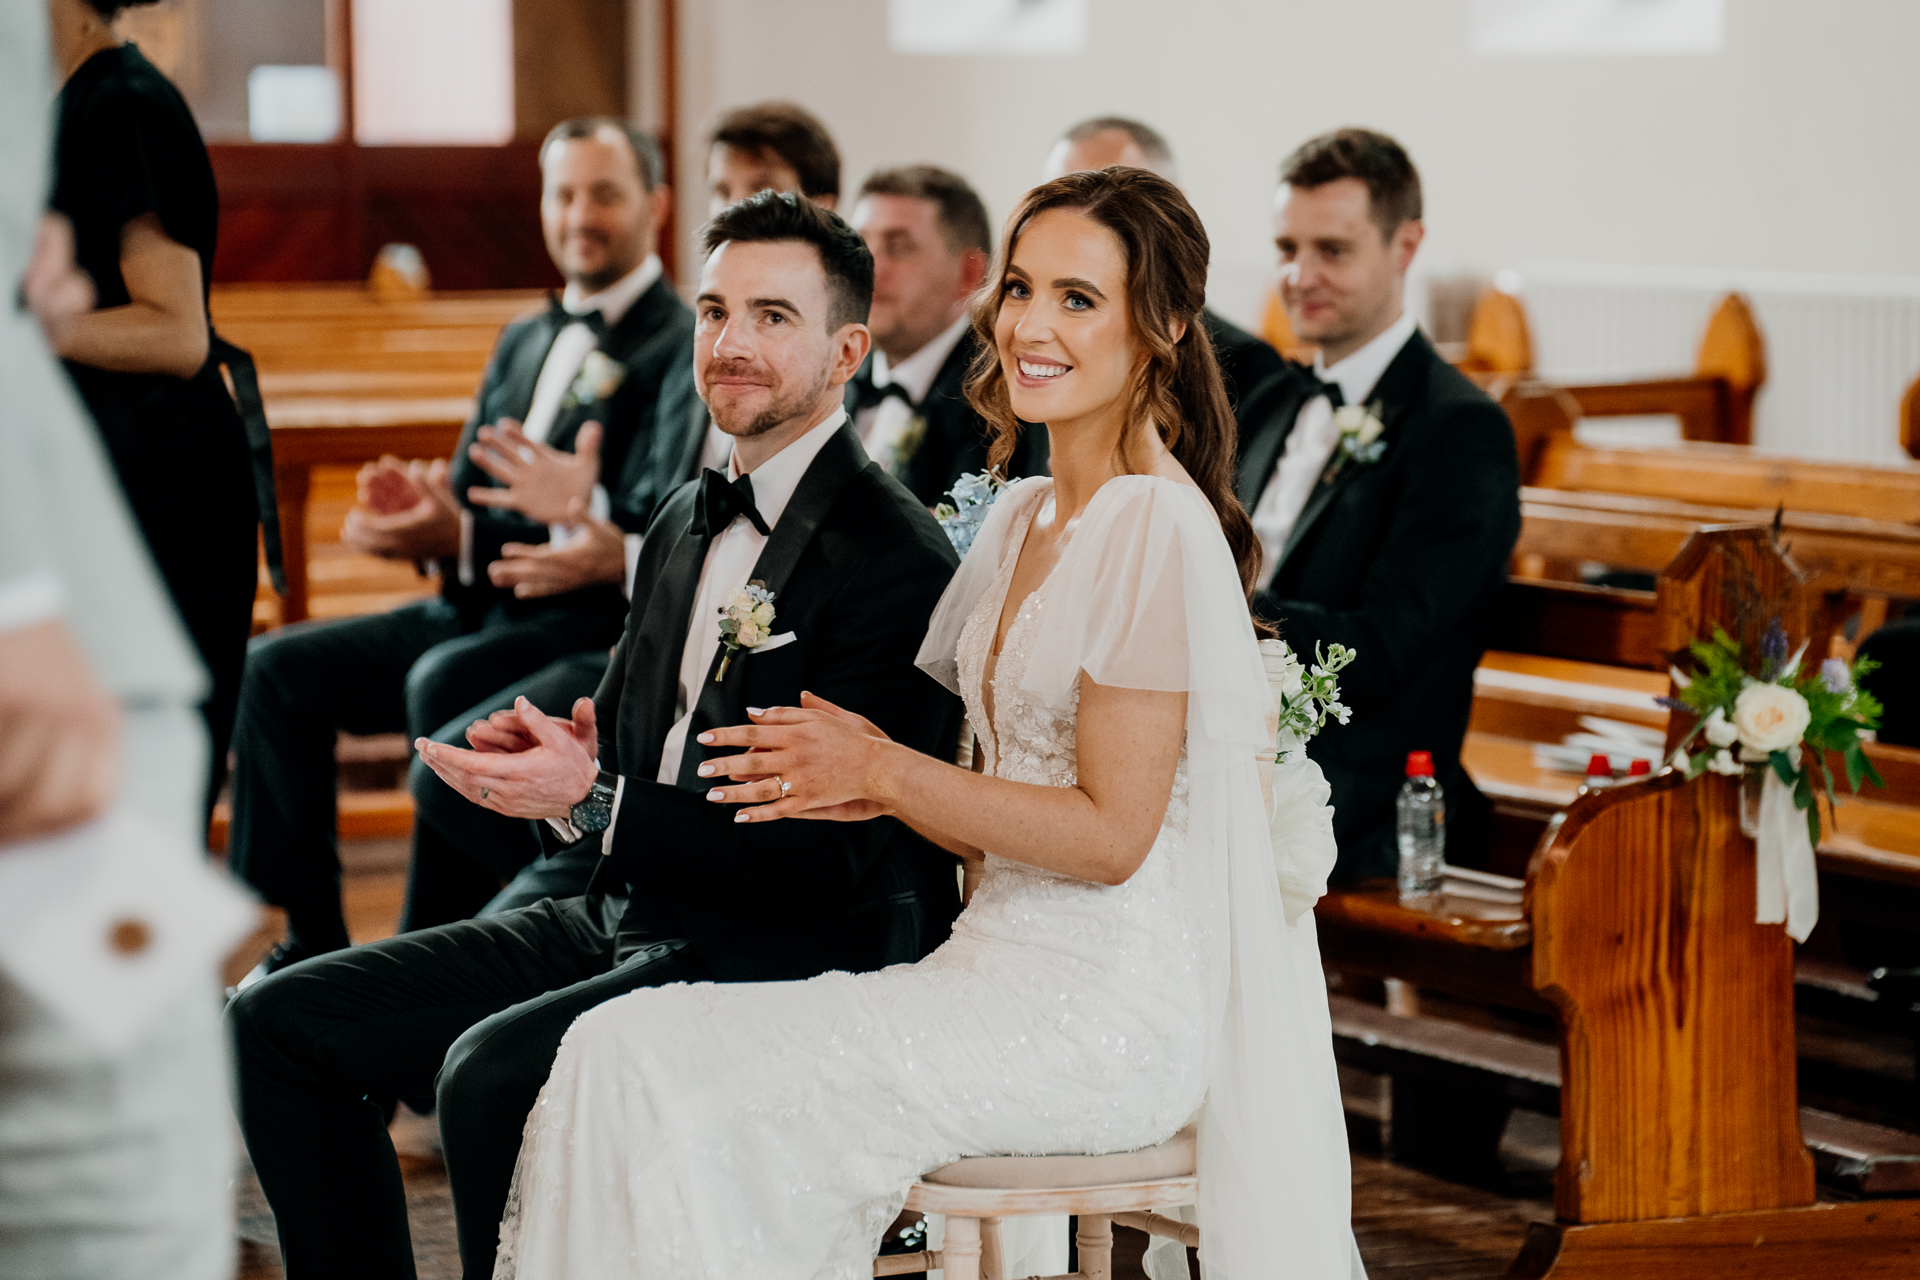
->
<box><xmin>1902</xmin><ymin>367</ymin><xmax>1920</xmax><ymax>461</ymax></box>
<box><xmin>1319</xmin><ymin>528</ymin><xmax>1920</xmax><ymax>1275</ymax></box>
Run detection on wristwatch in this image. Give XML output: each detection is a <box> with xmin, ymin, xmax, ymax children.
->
<box><xmin>568</xmin><ymin>769</ymin><xmax>619</xmax><ymax>835</ymax></box>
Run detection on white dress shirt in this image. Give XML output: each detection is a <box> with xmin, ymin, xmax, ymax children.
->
<box><xmin>1251</xmin><ymin>311</ymin><xmax>1419</xmax><ymax>591</ymax></box>
<box><xmin>854</xmin><ymin>312</ymin><xmax>969</xmax><ymax>473</ymax></box>
<box><xmin>461</xmin><ymin>256</ymin><xmax>663</xmax><ymax>586</ymax></box>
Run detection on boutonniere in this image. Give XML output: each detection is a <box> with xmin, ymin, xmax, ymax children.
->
<box><xmin>893</xmin><ymin>413</ymin><xmax>927</xmax><ymax>466</ymax></box>
<box><xmin>563</xmin><ymin>350</ymin><xmax>627</xmax><ymax>410</ymax></box>
<box><xmin>932</xmin><ymin>470</ymin><xmax>1006</xmax><ymax>557</ymax></box>
<box><xmin>1322</xmin><ymin>402</ymin><xmax>1388</xmax><ymax>483</ymax></box>
<box><xmin>715</xmin><ymin>582</ymin><xmax>777</xmax><ymax>680</ymax></box>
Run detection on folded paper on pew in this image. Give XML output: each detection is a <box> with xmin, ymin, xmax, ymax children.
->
<box><xmin>1755</xmin><ymin>765</ymin><xmax>1819</xmax><ymax>942</ymax></box>
<box><xmin>0</xmin><ymin>808</ymin><xmax>257</xmax><ymax>1050</ymax></box>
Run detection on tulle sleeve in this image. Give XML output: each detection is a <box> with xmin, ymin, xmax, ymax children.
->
<box><xmin>915</xmin><ymin>476</ymin><xmax>1053</xmax><ymax>695</ymax></box>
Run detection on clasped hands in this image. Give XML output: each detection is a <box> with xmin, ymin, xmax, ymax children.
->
<box><xmin>416</xmin><ymin>691</ymin><xmax>897</xmax><ymax>826</ymax></box>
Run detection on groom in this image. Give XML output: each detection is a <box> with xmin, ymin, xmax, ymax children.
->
<box><xmin>228</xmin><ymin>192</ymin><xmax>964</xmax><ymax>1278</ymax></box>
<box><xmin>1235</xmin><ymin>128</ymin><xmax>1521</xmax><ymax>883</ymax></box>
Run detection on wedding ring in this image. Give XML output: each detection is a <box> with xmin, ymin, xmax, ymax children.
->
<box><xmin>776</xmin><ymin>775</ymin><xmax>792</xmax><ymax>797</ymax></box>
<box><xmin>480</xmin><ymin>787</ymin><xmax>490</xmax><ymax>800</ymax></box>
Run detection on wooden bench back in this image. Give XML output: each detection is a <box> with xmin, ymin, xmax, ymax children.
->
<box><xmin>1526</xmin><ymin>526</ymin><xmax>1816</xmax><ymax>1223</ymax></box>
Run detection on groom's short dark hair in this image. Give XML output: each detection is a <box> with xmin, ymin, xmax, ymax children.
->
<box><xmin>700</xmin><ymin>191</ymin><xmax>874</xmax><ymax>331</ymax></box>
<box><xmin>1280</xmin><ymin>128</ymin><xmax>1422</xmax><ymax>241</ymax></box>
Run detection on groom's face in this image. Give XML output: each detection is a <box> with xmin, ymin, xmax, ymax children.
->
<box><xmin>1273</xmin><ymin>177</ymin><xmax>1422</xmax><ymax>361</ymax></box>
<box><xmin>695</xmin><ymin>239</ymin><xmax>867</xmax><ymax>441</ymax></box>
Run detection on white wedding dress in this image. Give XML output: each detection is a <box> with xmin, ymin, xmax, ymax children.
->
<box><xmin>494</xmin><ymin>476</ymin><xmax>1362</xmax><ymax>1279</ymax></box>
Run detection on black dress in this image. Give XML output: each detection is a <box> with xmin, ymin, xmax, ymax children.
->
<box><xmin>52</xmin><ymin>43</ymin><xmax>258</xmax><ymax>819</ymax></box>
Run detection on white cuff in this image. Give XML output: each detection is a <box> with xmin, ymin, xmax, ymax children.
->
<box><xmin>602</xmin><ymin>775</ymin><xmax>626</xmax><ymax>855</ymax></box>
<box><xmin>589</xmin><ymin>483</ymin><xmax>611</xmax><ymax>521</ymax></box>
<box><xmin>0</xmin><ymin>571</ymin><xmax>64</xmax><ymax>634</ymax></box>
<box><xmin>545</xmin><ymin>816</ymin><xmax>583</xmax><ymax>845</ymax></box>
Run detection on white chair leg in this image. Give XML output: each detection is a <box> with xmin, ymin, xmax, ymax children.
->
<box><xmin>944</xmin><ymin>1214</ymin><xmax>983</xmax><ymax>1280</ymax></box>
<box><xmin>980</xmin><ymin>1216</ymin><xmax>1006</xmax><ymax>1280</ymax></box>
<box><xmin>1076</xmin><ymin>1214</ymin><xmax>1113</xmax><ymax>1280</ymax></box>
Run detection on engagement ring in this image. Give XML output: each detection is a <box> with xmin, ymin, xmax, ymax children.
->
<box><xmin>777</xmin><ymin>776</ymin><xmax>792</xmax><ymax>797</ymax></box>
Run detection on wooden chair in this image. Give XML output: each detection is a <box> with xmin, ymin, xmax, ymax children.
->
<box><xmin>1901</xmin><ymin>367</ymin><xmax>1920</xmax><ymax>461</ymax></box>
<box><xmin>1458</xmin><ymin>286</ymin><xmax>1533</xmax><ymax>375</ymax></box>
<box><xmin>1562</xmin><ymin>292</ymin><xmax>1767</xmax><ymax>444</ymax></box>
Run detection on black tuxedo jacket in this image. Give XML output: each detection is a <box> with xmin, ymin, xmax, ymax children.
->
<box><xmin>583</xmin><ymin>424</ymin><xmax>965</xmax><ymax>980</ymax></box>
<box><xmin>843</xmin><ymin>329</ymin><xmax>1050</xmax><ymax>508</ymax></box>
<box><xmin>1205</xmin><ymin>307</ymin><xmax>1288</xmax><ymax>427</ymax></box>
<box><xmin>1235</xmin><ymin>330</ymin><xmax>1521</xmax><ymax>882</ymax></box>
<box><xmin>443</xmin><ymin>276</ymin><xmax>694</xmax><ymax>631</ymax></box>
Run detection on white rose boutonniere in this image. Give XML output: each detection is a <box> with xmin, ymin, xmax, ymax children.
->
<box><xmin>564</xmin><ymin>350</ymin><xmax>627</xmax><ymax>410</ymax></box>
<box><xmin>715</xmin><ymin>582</ymin><xmax>777</xmax><ymax>681</ymax></box>
<box><xmin>1323</xmin><ymin>402</ymin><xmax>1388</xmax><ymax>483</ymax></box>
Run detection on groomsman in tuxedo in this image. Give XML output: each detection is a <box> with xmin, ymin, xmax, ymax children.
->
<box><xmin>1236</xmin><ymin>128</ymin><xmax>1520</xmax><ymax>883</ymax></box>
<box><xmin>845</xmin><ymin>165</ymin><xmax>1048</xmax><ymax>504</ymax></box>
<box><xmin>228</xmin><ymin>192</ymin><xmax>964</xmax><ymax>1278</ymax></box>
<box><xmin>228</xmin><ymin>118</ymin><xmax>697</xmax><ymax>969</ymax></box>
<box><xmin>1046</xmin><ymin>116</ymin><xmax>1288</xmax><ymax>424</ymax></box>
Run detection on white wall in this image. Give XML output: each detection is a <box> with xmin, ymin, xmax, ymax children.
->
<box><xmin>661</xmin><ymin>0</ymin><xmax>1920</xmax><ymax>333</ymax></box>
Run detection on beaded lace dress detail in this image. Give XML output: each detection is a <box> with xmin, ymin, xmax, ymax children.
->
<box><xmin>493</xmin><ymin>483</ymin><xmax>1211</xmax><ymax>1280</ymax></box>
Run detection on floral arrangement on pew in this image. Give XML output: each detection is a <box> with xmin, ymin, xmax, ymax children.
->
<box><xmin>932</xmin><ymin>471</ymin><xmax>1006</xmax><ymax>557</ymax></box>
<box><xmin>1660</xmin><ymin>619</ymin><xmax>1883</xmax><ymax>940</ymax></box>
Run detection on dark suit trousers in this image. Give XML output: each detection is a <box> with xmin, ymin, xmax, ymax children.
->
<box><xmin>402</xmin><ymin>649</ymin><xmax>612</xmax><ymax>931</ymax></box>
<box><xmin>226</xmin><ymin>598</ymin><xmax>590</xmax><ymax>949</ymax></box>
<box><xmin>227</xmin><ymin>895</ymin><xmax>711</xmax><ymax>1280</ymax></box>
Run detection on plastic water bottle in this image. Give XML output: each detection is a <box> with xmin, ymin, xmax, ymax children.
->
<box><xmin>1583</xmin><ymin>753</ymin><xmax>1614</xmax><ymax>793</ymax></box>
<box><xmin>1397</xmin><ymin>751</ymin><xmax>1446</xmax><ymax>903</ymax></box>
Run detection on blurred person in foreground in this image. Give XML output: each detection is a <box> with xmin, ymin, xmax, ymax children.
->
<box><xmin>2</xmin><ymin>5</ymin><xmax>252</xmax><ymax>1277</ymax></box>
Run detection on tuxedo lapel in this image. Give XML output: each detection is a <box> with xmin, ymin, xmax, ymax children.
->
<box><xmin>498</xmin><ymin>307</ymin><xmax>564</xmax><ymax>421</ymax></box>
<box><xmin>675</xmin><ymin>425</ymin><xmax>871</xmax><ymax>787</ymax></box>
<box><xmin>1235</xmin><ymin>376</ymin><xmax>1309</xmax><ymax>511</ymax></box>
<box><xmin>1276</xmin><ymin>332</ymin><xmax>1431</xmax><ymax>570</ymax></box>
<box><xmin>623</xmin><ymin>510</ymin><xmax>711</xmax><ymax>783</ymax></box>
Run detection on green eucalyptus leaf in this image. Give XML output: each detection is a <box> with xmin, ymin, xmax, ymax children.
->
<box><xmin>1770</xmin><ymin>750</ymin><xmax>1797</xmax><ymax>788</ymax></box>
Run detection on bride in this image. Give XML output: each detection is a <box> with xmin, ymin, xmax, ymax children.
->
<box><xmin>493</xmin><ymin>167</ymin><xmax>1362</xmax><ymax>1279</ymax></box>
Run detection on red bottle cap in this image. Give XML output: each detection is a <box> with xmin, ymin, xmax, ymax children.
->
<box><xmin>1405</xmin><ymin>750</ymin><xmax>1434</xmax><ymax>778</ymax></box>
<box><xmin>1628</xmin><ymin>759</ymin><xmax>1652</xmax><ymax>777</ymax></box>
<box><xmin>1586</xmin><ymin>754</ymin><xmax>1613</xmax><ymax>779</ymax></box>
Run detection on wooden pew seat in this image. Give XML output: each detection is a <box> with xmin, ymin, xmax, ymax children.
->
<box><xmin>1327</xmin><ymin>992</ymin><xmax>1920</xmax><ymax>1198</ymax></box>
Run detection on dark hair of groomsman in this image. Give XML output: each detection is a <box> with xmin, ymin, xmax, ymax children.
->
<box><xmin>1045</xmin><ymin>115</ymin><xmax>1289</xmax><ymax>426</ymax></box>
<box><xmin>1235</xmin><ymin>126</ymin><xmax>1521</xmax><ymax>884</ymax></box>
<box><xmin>843</xmin><ymin>164</ymin><xmax>1049</xmax><ymax>504</ymax></box>
<box><xmin>708</xmin><ymin>100</ymin><xmax>842</xmax><ymax>213</ymax></box>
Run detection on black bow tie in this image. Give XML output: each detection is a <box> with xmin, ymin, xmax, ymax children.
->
<box><xmin>547</xmin><ymin>296</ymin><xmax>608</xmax><ymax>337</ymax></box>
<box><xmin>690</xmin><ymin>468</ymin><xmax>770</xmax><ymax>538</ymax></box>
<box><xmin>1293</xmin><ymin>362</ymin><xmax>1345</xmax><ymax>410</ymax></box>
<box><xmin>850</xmin><ymin>370</ymin><xmax>916</xmax><ymax>413</ymax></box>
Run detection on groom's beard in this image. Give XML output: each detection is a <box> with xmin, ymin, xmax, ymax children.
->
<box><xmin>706</xmin><ymin>360</ymin><xmax>833</xmax><ymax>440</ymax></box>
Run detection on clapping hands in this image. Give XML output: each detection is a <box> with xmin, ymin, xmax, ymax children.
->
<box><xmin>694</xmin><ymin>693</ymin><xmax>897</xmax><ymax>823</ymax></box>
<box><xmin>467</xmin><ymin>419</ymin><xmax>603</xmax><ymax>527</ymax></box>
<box><xmin>415</xmin><ymin>695</ymin><xmax>600</xmax><ymax>820</ymax></box>
<box><xmin>342</xmin><ymin>455</ymin><xmax>461</xmax><ymax>560</ymax></box>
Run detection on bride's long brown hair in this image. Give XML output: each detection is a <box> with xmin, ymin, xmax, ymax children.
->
<box><xmin>965</xmin><ymin>167</ymin><xmax>1268</xmax><ymax>614</ymax></box>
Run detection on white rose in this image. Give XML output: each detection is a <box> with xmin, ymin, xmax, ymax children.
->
<box><xmin>735</xmin><ymin>621</ymin><xmax>763</xmax><ymax>648</ymax></box>
<box><xmin>1702</xmin><ymin>707</ymin><xmax>1738</xmax><ymax>748</ymax></box>
<box><xmin>1333</xmin><ymin>405</ymin><xmax>1382</xmax><ymax>446</ymax></box>
<box><xmin>1707</xmin><ymin>748</ymin><xmax>1743</xmax><ymax>776</ymax></box>
<box><xmin>1279</xmin><ymin>668</ymin><xmax>1304</xmax><ymax>699</ymax></box>
<box><xmin>1731</xmin><ymin>682</ymin><xmax>1811</xmax><ymax>754</ymax></box>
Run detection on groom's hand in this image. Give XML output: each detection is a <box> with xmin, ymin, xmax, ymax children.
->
<box><xmin>417</xmin><ymin>696</ymin><xmax>598</xmax><ymax>819</ymax></box>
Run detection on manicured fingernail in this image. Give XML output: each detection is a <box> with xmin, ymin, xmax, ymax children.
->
<box><xmin>697</xmin><ymin>732</ymin><xmax>713</xmax><ymax>744</ymax></box>
<box><xmin>697</xmin><ymin>763</ymin><xmax>713</xmax><ymax>776</ymax></box>
<box><xmin>746</xmin><ymin>707</ymin><xmax>764</xmax><ymax>716</ymax></box>
<box><xmin>708</xmin><ymin>788</ymin><xmax>724</xmax><ymax>801</ymax></box>
<box><xmin>733</xmin><ymin>811</ymin><xmax>751</xmax><ymax>823</ymax></box>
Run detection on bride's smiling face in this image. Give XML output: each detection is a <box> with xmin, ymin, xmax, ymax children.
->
<box><xmin>994</xmin><ymin>207</ymin><xmax>1139</xmax><ymax>427</ymax></box>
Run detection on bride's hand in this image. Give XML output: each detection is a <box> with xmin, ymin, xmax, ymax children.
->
<box><xmin>695</xmin><ymin>693</ymin><xmax>895</xmax><ymax>823</ymax></box>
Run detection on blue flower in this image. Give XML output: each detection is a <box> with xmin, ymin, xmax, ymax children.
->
<box><xmin>1820</xmin><ymin>658</ymin><xmax>1852</xmax><ymax>694</ymax></box>
<box><xmin>1760</xmin><ymin>617</ymin><xmax>1789</xmax><ymax>680</ymax></box>
<box><xmin>933</xmin><ymin>471</ymin><xmax>1006</xmax><ymax>558</ymax></box>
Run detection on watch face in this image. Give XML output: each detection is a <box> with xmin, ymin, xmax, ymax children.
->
<box><xmin>572</xmin><ymin>798</ymin><xmax>613</xmax><ymax>834</ymax></box>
